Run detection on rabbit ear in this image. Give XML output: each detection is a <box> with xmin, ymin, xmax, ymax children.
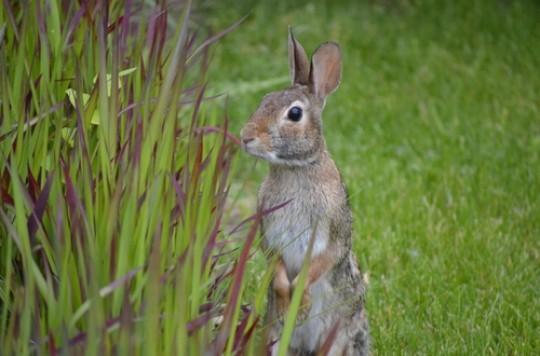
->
<box><xmin>288</xmin><ymin>27</ymin><xmax>310</xmax><ymax>85</ymax></box>
<box><xmin>309</xmin><ymin>42</ymin><xmax>342</xmax><ymax>98</ymax></box>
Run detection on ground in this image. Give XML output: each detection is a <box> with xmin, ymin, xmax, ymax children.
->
<box><xmin>208</xmin><ymin>0</ymin><xmax>539</xmax><ymax>354</ymax></box>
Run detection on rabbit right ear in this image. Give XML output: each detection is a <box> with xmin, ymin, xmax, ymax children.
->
<box><xmin>309</xmin><ymin>42</ymin><xmax>342</xmax><ymax>99</ymax></box>
<box><xmin>288</xmin><ymin>27</ymin><xmax>310</xmax><ymax>85</ymax></box>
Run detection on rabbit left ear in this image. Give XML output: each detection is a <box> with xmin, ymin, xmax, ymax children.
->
<box><xmin>310</xmin><ymin>42</ymin><xmax>342</xmax><ymax>98</ymax></box>
<box><xmin>288</xmin><ymin>27</ymin><xmax>310</xmax><ymax>85</ymax></box>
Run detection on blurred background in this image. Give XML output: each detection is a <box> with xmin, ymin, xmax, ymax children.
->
<box><xmin>208</xmin><ymin>0</ymin><xmax>540</xmax><ymax>353</ymax></box>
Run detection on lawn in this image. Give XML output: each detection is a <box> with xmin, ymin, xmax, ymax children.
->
<box><xmin>1</xmin><ymin>0</ymin><xmax>538</xmax><ymax>354</ymax></box>
<box><xmin>208</xmin><ymin>0</ymin><xmax>540</xmax><ymax>354</ymax></box>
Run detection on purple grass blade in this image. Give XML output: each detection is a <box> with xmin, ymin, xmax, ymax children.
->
<box><xmin>27</xmin><ymin>169</ymin><xmax>40</xmax><ymax>202</ymax></box>
<box><xmin>199</xmin><ymin>303</ymin><xmax>214</xmax><ymax>313</ymax></box>
<box><xmin>198</xmin><ymin>148</ymin><xmax>214</xmax><ymax>174</ymax></box>
<box><xmin>136</xmin><ymin>191</ymin><xmax>146</xmax><ymax>209</ymax></box>
<box><xmin>170</xmin><ymin>175</ymin><xmax>186</xmax><ymax>222</ymax></box>
<box><xmin>186</xmin><ymin>309</ymin><xmax>220</xmax><ymax>336</ymax></box>
<box><xmin>202</xmin><ymin>215</ymin><xmax>221</xmax><ymax>268</ymax></box>
<box><xmin>100</xmin><ymin>267</ymin><xmax>142</xmax><ymax>296</ymax></box>
<box><xmin>145</xmin><ymin>9</ymin><xmax>166</xmax><ymax>60</ymax></box>
<box><xmin>58</xmin><ymin>316</ymin><xmax>122</xmax><ymax>352</ymax></box>
<box><xmin>63</xmin><ymin>4</ymin><xmax>86</xmax><ymax>48</ymax></box>
<box><xmin>133</xmin><ymin>118</ymin><xmax>143</xmax><ymax>166</ymax></box>
<box><xmin>0</xmin><ymin>184</ymin><xmax>14</xmax><ymax>206</ymax></box>
<box><xmin>159</xmin><ymin>247</ymin><xmax>189</xmax><ymax>285</ymax></box>
<box><xmin>113</xmin><ymin>135</ymin><xmax>130</xmax><ymax>164</ymax></box>
<box><xmin>106</xmin><ymin>15</ymin><xmax>124</xmax><ymax>34</ymax></box>
<box><xmin>207</xmin><ymin>265</ymin><xmax>234</xmax><ymax>299</ymax></box>
<box><xmin>228</xmin><ymin>199</ymin><xmax>292</xmax><ymax>235</ymax></box>
<box><xmin>120</xmin><ymin>0</ymin><xmax>133</xmax><ymax>49</ymax></box>
<box><xmin>317</xmin><ymin>320</ymin><xmax>341</xmax><ymax>355</ymax></box>
<box><xmin>2</xmin><ymin>0</ymin><xmax>19</xmax><ymax>41</ymax></box>
<box><xmin>119</xmin><ymin>285</ymin><xmax>135</xmax><ymax>337</ymax></box>
<box><xmin>187</xmin><ymin>14</ymin><xmax>249</xmax><ymax>63</ymax></box>
<box><xmin>48</xmin><ymin>331</ymin><xmax>57</xmax><ymax>356</ymax></box>
<box><xmin>74</xmin><ymin>66</ymin><xmax>94</xmax><ymax>190</ymax></box>
<box><xmin>61</xmin><ymin>159</ymin><xmax>88</xmax><ymax>238</ymax></box>
<box><xmin>232</xmin><ymin>308</ymin><xmax>251</xmax><ymax>352</ymax></box>
<box><xmin>118</xmin><ymin>101</ymin><xmax>137</xmax><ymax>117</ymax></box>
<box><xmin>27</xmin><ymin>172</ymin><xmax>54</xmax><ymax>238</ymax></box>
<box><xmin>179</xmin><ymin>93</ymin><xmax>224</xmax><ymax>106</ymax></box>
<box><xmin>212</xmin><ymin>212</ymin><xmax>261</xmax><ymax>353</ymax></box>
<box><xmin>54</xmin><ymin>198</ymin><xmax>64</xmax><ymax>243</ymax></box>
<box><xmin>0</xmin><ymin>102</ymin><xmax>63</xmax><ymax>142</ymax></box>
<box><xmin>189</xmin><ymin>83</ymin><xmax>208</xmax><ymax>131</ymax></box>
<box><xmin>195</xmin><ymin>126</ymin><xmax>241</xmax><ymax>146</ymax></box>
<box><xmin>236</xmin><ymin>316</ymin><xmax>259</xmax><ymax>353</ymax></box>
<box><xmin>211</xmin><ymin>245</ymin><xmax>239</xmax><ymax>260</ymax></box>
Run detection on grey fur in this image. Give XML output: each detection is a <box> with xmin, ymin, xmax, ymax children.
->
<box><xmin>240</xmin><ymin>31</ymin><xmax>369</xmax><ymax>355</ymax></box>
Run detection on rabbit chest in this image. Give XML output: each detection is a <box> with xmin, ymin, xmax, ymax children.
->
<box><xmin>260</xmin><ymin>169</ymin><xmax>334</xmax><ymax>278</ymax></box>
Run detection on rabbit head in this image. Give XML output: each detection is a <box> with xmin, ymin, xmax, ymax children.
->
<box><xmin>240</xmin><ymin>29</ymin><xmax>342</xmax><ymax>166</ymax></box>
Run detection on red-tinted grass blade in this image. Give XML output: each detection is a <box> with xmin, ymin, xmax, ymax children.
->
<box><xmin>2</xmin><ymin>0</ymin><xmax>19</xmax><ymax>41</ymax></box>
<box><xmin>236</xmin><ymin>315</ymin><xmax>259</xmax><ymax>354</ymax></box>
<box><xmin>0</xmin><ymin>172</ymin><xmax>14</xmax><ymax>205</ymax></box>
<box><xmin>187</xmin><ymin>14</ymin><xmax>249</xmax><ymax>63</ymax></box>
<box><xmin>232</xmin><ymin>308</ymin><xmax>251</xmax><ymax>353</ymax></box>
<box><xmin>63</xmin><ymin>4</ymin><xmax>86</xmax><ymax>48</ymax></box>
<box><xmin>195</xmin><ymin>126</ymin><xmax>241</xmax><ymax>146</ymax></box>
<box><xmin>27</xmin><ymin>172</ymin><xmax>54</xmax><ymax>238</ymax></box>
<box><xmin>186</xmin><ymin>309</ymin><xmax>219</xmax><ymax>336</ymax></box>
<box><xmin>212</xmin><ymin>210</ymin><xmax>262</xmax><ymax>354</ymax></box>
<box><xmin>202</xmin><ymin>215</ymin><xmax>222</xmax><ymax>268</ymax></box>
<box><xmin>0</xmin><ymin>103</ymin><xmax>63</xmax><ymax>142</ymax></box>
<box><xmin>228</xmin><ymin>199</ymin><xmax>292</xmax><ymax>235</ymax></box>
<box><xmin>317</xmin><ymin>320</ymin><xmax>341</xmax><ymax>355</ymax></box>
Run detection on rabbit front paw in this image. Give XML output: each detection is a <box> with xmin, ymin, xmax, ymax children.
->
<box><xmin>296</xmin><ymin>288</ymin><xmax>312</xmax><ymax>322</ymax></box>
<box><xmin>292</xmin><ymin>277</ymin><xmax>312</xmax><ymax>323</ymax></box>
<box><xmin>273</xmin><ymin>269</ymin><xmax>291</xmax><ymax>323</ymax></box>
<box><xmin>276</xmin><ymin>293</ymin><xmax>290</xmax><ymax>322</ymax></box>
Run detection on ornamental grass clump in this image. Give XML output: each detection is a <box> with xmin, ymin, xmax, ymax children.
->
<box><xmin>0</xmin><ymin>1</ymin><xmax>265</xmax><ymax>354</ymax></box>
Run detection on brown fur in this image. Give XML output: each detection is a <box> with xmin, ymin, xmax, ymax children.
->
<box><xmin>241</xmin><ymin>29</ymin><xmax>369</xmax><ymax>355</ymax></box>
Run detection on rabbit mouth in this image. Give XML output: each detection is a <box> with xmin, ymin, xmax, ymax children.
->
<box><xmin>245</xmin><ymin>147</ymin><xmax>315</xmax><ymax>167</ymax></box>
<box><xmin>243</xmin><ymin>140</ymin><xmax>272</xmax><ymax>159</ymax></box>
<box><xmin>243</xmin><ymin>142</ymin><xmax>285</xmax><ymax>164</ymax></box>
<box><xmin>243</xmin><ymin>139</ymin><xmax>317</xmax><ymax>166</ymax></box>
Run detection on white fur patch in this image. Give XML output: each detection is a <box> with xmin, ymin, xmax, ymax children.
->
<box><xmin>264</xmin><ymin>206</ymin><xmax>329</xmax><ymax>277</ymax></box>
<box><xmin>264</xmin><ymin>205</ymin><xmax>335</xmax><ymax>351</ymax></box>
<box><xmin>266</xmin><ymin>152</ymin><xmax>318</xmax><ymax>167</ymax></box>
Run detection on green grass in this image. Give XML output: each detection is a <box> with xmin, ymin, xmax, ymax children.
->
<box><xmin>208</xmin><ymin>0</ymin><xmax>540</xmax><ymax>354</ymax></box>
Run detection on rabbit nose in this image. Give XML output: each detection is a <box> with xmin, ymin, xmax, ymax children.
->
<box><xmin>242</xmin><ymin>137</ymin><xmax>255</xmax><ymax>145</ymax></box>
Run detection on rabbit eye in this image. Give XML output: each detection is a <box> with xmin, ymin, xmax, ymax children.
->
<box><xmin>287</xmin><ymin>106</ymin><xmax>303</xmax><ymax>122</ymax></box>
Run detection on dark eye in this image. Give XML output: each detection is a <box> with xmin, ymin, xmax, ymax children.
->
<box><xmin>287</xmin><ymin>106</ymin><xmax>303</xmax><ymax>122</ymax></box>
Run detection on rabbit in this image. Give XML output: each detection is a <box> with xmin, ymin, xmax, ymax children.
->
<box><xmin>240</xmin><ymin>28</ymin><xmax>369</xmax><ymax>356</ymax></box>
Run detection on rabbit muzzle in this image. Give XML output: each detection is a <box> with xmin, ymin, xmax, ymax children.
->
<box><xmin>240</xmin><ymin>122</ymin><xmax>272</xmax><ymax>157</ymax></box>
